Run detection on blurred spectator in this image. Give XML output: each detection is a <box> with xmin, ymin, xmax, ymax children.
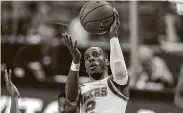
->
<box><xmin>158</xmin><ymin>2</ymin><xmax>183</xmax><ymax>43</ymax></box>
<box><xmin>1</xmin><ymin>1</ymin><xmax>12</xmax><ymax>36</ymax></box>
<box><xmin>14</xmin><ymin>21</ymin><xmax>68</xmax><ymax>81</ymax></box>
<box><xmin>58</xmin><ymin>92</ymin><xmax>77</xmax><ymax>113</ymax></box>
<box><xmin>28</xmin><ymin>2</ymin><xmax>51</xmax><ymax>35</ymax></box>
<box><xmin>1</xmin><ymin>1</ymin><xmax>32</xmax><ymax>36</ymax></box>
<box><xmin>11</xmin><ymin>1</ymin><xmax>32</xmax><ymax>36</ymax></box>
<box><xmin>129</xmin><ymin>45</ymin><xmax>174</xmax><ymax>90</ymax></box>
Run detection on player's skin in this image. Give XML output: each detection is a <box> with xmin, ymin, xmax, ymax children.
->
<box><xmin>174</xmin><ymin>63</ymin><xmax>183</xmax><ymax>108</ymax></box>
<box><xmin>64</xmin><ymin>8</ymin><xmax>128</xmax><ymax>104</ymax></box>
<box><xmin>58</xmin><ymin>93</ymin><xmax>77</xmax><ymax>113</ymax></box>
<box><xmin>4</xmin><ymin>69</ymin><xmax>21</xmax><ymax>113</ymax></box>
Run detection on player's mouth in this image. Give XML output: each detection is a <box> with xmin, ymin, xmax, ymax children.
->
<box><xmin>89</xmin><ymin>64</ymin><xmax>97</xmax><ymax>70</ymax></box>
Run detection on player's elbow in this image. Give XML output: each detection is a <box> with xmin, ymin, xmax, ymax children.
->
<box><xmin>66</xmin><ymin>95</ymin><xmax>77</xmax><ymax>103</ymax></box>
<box><xmin>113</xmin><ymin>74</ymin><xmax>128</xmax><ymax>85</ymax></box>
<box><xmin>65</xmin><ymin>90</ymin><xmax>78</xmax><ymax>103</ymax></box>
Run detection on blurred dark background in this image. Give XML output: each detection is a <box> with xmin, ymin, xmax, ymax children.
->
<box><xmin>1</xmin><ymin>1</ymin><xmax>183</xmax><ymax>113</ymax></box>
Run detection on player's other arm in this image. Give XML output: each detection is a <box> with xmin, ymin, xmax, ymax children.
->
<box><xmin>10</xmin><ymin>96</ymin><xmax>20</xmax><ymax>113</ymax></box>
<box><xmin>174</xmin><ymin>63</ymin><xmax>183</xmax><ymax>108</ymax></box>
<box><xmin>63</xmin><ymin>33</ymin><xmax>81</xmax><ymax>105</ymax></box>
<box><xmin>4</xmin><ymin>69</ymin><xmax>21</xmax><ymax>113</ymax></box>
<box><xmin>109</xmin><ymin>9</ymin><xmax>128</xmax><ymax>85</ymax></box>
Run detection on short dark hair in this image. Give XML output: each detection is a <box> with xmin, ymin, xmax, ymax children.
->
<box><xmin>84</xmin><ymin>47</ymin><xmax>109</xmax><ymax>59</ymax></box>
<box><xmin>58</xmin><ymin>92</ymin><xmax>66</xmax><ymax>99</ymax></box>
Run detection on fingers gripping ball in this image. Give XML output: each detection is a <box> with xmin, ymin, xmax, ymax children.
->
<box><xmin>79</xmin><ymin>1</ymin><xmax>114</xmax><ymax>35</ymax></box>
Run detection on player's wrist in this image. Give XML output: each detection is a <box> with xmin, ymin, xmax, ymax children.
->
<box><xmin>110</xmin><ymin>36</ymin><xmax>118</xmax><ymax>42</ymax></box>
<box><xmin>70</xmin><ymin>61</ymin><xmax>80</xmax><ymax>71</ymax></box>
<box><xmin>110</xmin><ymin>33</ymin><xmax>118</xmax><ymax>39</ymax></box>
<box><xmin>11</xmin><ymin>94</ymin><xmax>19</xmax><ymax>98</ymax></box>
<box><xmin>72</xmin><ymin>59</ymin><xmax>80</xmax><ymax>64</ymax></box>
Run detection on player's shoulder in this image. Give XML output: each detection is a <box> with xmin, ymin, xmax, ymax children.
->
<box><xmin>79</xmin><ymin>76</ymin><xmax>109</xmax><ymax>88</ymax></box>
<box><xmin>79</xmin><ymin>81</ymin><xmax>92</xmax><ymax>88</ymax></box>
<box><xmin>107</xmin><ymin>75</ymin><xmax>129</xmax><ymax>101</ymax></box>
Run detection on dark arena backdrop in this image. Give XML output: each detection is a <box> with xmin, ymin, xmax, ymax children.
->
<box><xmin>1</xmin><ymin>1</ymin><xmax>183</xmax><ymax>113</ymax></box>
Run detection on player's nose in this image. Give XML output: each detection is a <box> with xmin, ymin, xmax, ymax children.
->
<box><xmin>88</xmin><ymin>56</ymin><xmax>95</xmax><ymax>62</ymax></box>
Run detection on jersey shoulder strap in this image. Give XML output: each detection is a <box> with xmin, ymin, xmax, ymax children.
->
<box><xmin>107</xmin><ymin>76</ymin><xmax>129</xmax><ymax>101</ymax></box>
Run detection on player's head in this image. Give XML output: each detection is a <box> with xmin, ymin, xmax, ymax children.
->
<box><xmin>84</xmin><ymin>47</ymin><xmax>109</xmax><ymax>80</ymax></box>
<box><xmin>58</xmin><ymin>92</ymin><xmax>76</xmax><ymax>113</ymax></box>
<box><xmin>139</xmin><ymin>45</ymin><xmax>154</xmax><ymax>64</ymax></box>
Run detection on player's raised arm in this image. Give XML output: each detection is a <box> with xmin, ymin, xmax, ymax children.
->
<box><xmin>4</xmin><ymin>69</ymin><xmax>21</xmax><ymax>113</ymax></box>
<box><xmin>63</xmin><ymin>33</ymin><xmax>81</xmax><ymax>105</ymax></box>
<box><xmin>109</xmin><ymin>8</ymin><xmax>128</xmax><ymax>85</ymax></box>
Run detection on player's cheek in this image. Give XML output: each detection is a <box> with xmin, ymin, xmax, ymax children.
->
<box><xmin>95</xmin><ymin>57</ymin><xmax>102</xmax><ymax>64</ymax></box>
<box><xmin>85</xmin><ymin>61</ymin><xmax>89</xmax><ymax>69</ymax></box>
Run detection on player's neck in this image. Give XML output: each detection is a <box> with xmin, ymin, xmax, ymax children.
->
<box><xmin>90</xmin><ymin>71</ymin><xmax>108</xmax><ymax>82</ymax></box>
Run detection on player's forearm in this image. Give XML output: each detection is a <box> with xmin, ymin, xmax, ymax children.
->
<box><xmin>174</xmin><ymin>71</ymin><xmax>183</xmax><ymax>108</ymax></box>
<box><xmin>175</xmin><ymin>70</ymin><xmax>183</xmax><ymax>96</ymax></box>
<box><xmin>110</xmin><ymin>37</ymin><xmax>128</xmax><ymax>85</ymax></box>
<box><xmin>65</xmin><ymin>70</ymin><xmax>80</xmax><ymax>104</ymax></box>
<box><xmin>10</xmin><ymin>96</ymin><xmax>20</xmax><ymax>113</ymax></box>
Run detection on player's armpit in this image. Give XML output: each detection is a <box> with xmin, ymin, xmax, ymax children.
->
<box><xmin>107</xmin><ymin>76</ymin><xmax>129</xmax><ymax>101</ymax></box>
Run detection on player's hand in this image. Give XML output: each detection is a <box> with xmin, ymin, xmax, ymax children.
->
<box><xmin>109</xmin><ymin>8</ymin><xmax>120</xmax><ymax>38</ymax></box>
<box><xmin>63</xmin><ymin>33</ymin><xmax>81</xmax><ymax>64</ymax></box>
<box><xmin>4</xmin><ymin>69</ymin><xmax>20</xmax><ymax>98</ymax></box>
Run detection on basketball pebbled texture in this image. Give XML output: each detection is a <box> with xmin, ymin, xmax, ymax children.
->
<box><xmin>79</xmin><ymin>1</ymin><xmax>114</xmax><ymax>35</ymax></box>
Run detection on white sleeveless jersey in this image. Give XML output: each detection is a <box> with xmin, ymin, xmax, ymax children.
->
<box><xmin>79</xmin><ymin>76</ymin><xmax>129</xmax><ymax>113</ymax></box>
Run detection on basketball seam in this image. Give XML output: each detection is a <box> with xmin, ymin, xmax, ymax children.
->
<box><xmin>80</xmin><ymin>1</ymin><xmax>91</xmax><ymax>21</ymax></box>
<box><xmin>85</xmin><ymin>25</ymin><xmax>98</xmax><ymax>32</ymax></box>
<box><xmin>85</xmin><ymin>25</ymin><xmax>108</xmax><ymax>35</ymax></box>
<box><xmin>84</xmin><ymin>15</ymin><xmax>114</xmax><ymax>28</ymax></box>
<box><xmin>81</xmin><ymin>4</ymin><xmax>110</xmax><ymax>23</ymax></box>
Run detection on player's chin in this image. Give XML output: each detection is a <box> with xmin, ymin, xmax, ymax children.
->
<box><xmin>89</xmin><ymin>71</ymin><xmax>103</xmax><ymax>80</ymax></box>
<box><xmin>89</xmin><ymin>70</ymin><xmax>99</xmax><ymax>75</ymax></box>
<box><xmin>88</xmin><ymin>67</ymin><xmax>100</xmax><ymax>74</ymax></box>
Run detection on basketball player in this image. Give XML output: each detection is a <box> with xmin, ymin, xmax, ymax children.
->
<box><xmin>64</xmin><ymin>8</ymin><xmax>129</xmax><ymax>113</ymax></box>
<box><xmin>4</xmin><ymin>69</ymin><xmax>21</xmax><ymax>113</ymax></box>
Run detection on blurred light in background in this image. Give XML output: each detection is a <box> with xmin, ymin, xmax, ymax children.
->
<box><xmin>68</xmin><ymin>17</ymin><xmax>89</xmax><ymax>47</ymax></box>
<box><xmin>14</xmin><ymin>67</ymin><xmax>25</xmax><ymax>78</ymax></box>
<box><xmin>176</xmin><ymin>3</ymin><xmax>183</xmax><ymax>15</ymax></box>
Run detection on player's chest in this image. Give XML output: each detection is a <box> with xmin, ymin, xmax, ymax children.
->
<box><xmin>80</xmin><ymin>84</ymin><xmax>109</xmax><ymax>104</ymax></box>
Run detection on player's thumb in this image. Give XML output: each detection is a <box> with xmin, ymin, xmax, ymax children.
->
<box><xmin>113</xmin><ymin>8</ymin><xmax>120</xmax><ymax>24</ymax></box>
<box><xmin>14</xmin><ymin>87</ymin><xmax>20</xmax><ymax>97</ymax></box>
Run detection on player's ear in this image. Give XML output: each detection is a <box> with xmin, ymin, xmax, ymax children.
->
<box><xmin>106</xmin><ymin>59</ymin><xmax>109</xmax><ymax>66</ymax></box>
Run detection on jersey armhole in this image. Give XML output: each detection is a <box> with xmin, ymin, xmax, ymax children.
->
<box><xmin>107</xmin><ymin>76</ymin><xmax>129</xmax><ymax>101</ymax></box>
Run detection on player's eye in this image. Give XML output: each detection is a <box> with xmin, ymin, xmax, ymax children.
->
<box><xmin>93</xmin><ymin>53</ymin><xmax>100</xmax><ymax>57</ymax></box>
<box><xmin>85</xmin><ymin>56</ymin><xmax>89</xmax><ymax>60</ymax></box>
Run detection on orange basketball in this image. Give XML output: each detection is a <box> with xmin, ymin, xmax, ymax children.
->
<box><xmin>79</xmin><ymin>1</ymin><xmax>114</xmax><ymax>35</ymax></box>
